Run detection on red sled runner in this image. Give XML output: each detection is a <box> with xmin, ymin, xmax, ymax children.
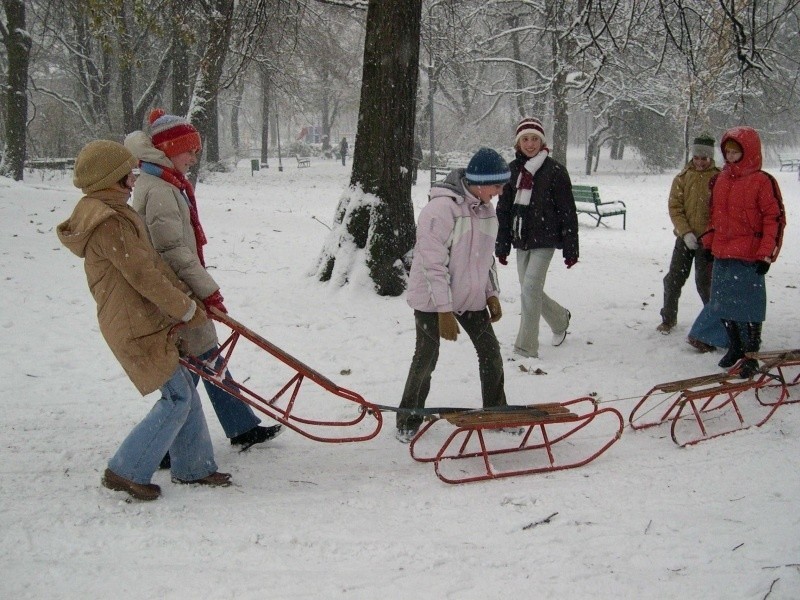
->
<box><xmin>179</xmin><ymin>308</ymin><xmax>382</xmax><ymax>443</ymax></box>
<box><xmin>628</xmin><ymin>349</ymin><xmax>800</xmax><ymax>446</ymax></box>
<box><xmin>407</xmin><ymin>397</ymin><xmax>623</xmax><ymax>484</ymax></box>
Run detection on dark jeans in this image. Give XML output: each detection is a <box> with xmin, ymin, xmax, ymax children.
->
<box><xmin>191</xmin><ymin>347</ymin><xmax>260</xmax><ymax>439</ymax></box>
<box><xmin>660</xmin><ymin>236</ymin><xmax>711</xmax><ymax>326</ymax></box>
<box><xmin>397</xmin><ymin>310</ymin><xmax>506</xmax><ymax>430</ymax></box>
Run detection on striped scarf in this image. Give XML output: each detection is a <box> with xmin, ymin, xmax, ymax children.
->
<box><xmin>512</xmin><ymin>149</ymin><xmax>549</xmax><ymax>242</ymax></box>
<box><xmin>140</xmin><ymin>162</ymin><xmax>207</xmax><ymax>266</ymax></box>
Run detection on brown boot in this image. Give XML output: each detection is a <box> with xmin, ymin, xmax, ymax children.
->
<box><xmin>102</xmin><ymin>468</ymin><xmax>161</xmax><ymax>501</ymax></box>
<box><xmin>173</xmin><ymin>471</ymin><xmax>232</xmax><ymax>487</ymax></box>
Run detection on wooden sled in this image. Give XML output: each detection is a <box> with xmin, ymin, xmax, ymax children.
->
<box><xmin>628</xmin><ymin>351</ymin><xmax>799</xmax><ymax>446</ymax></box>
<box><xmin>179</xmin><ymin>308</ymin><xmax>382</xmax><ymax>443</ymax></box>
<box><xmin>749</xmin><ymin>349</ymin><xmax>800</xmax><ymax>407</ymax></box>
<box><xmin>408</xmin><ymin>397</ymin><xmax>623</xmax><ymax>484</ymax></box>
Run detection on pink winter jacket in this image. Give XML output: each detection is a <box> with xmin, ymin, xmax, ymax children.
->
<box><xmin>406</xmin><ymin>171</ymin><xmax>500</xmax><ymax>314</ymax></box>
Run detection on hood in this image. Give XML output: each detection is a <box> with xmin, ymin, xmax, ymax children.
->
<box><xmin>721</xmin><ymin>126</ymin><xmax>762</xmax><ymax>177</ymax></box>
<box><xmin>429</xmin><ymin>168</ymin><xmax>468</xmax><ymax>200</ymax></box>
<box><xmin>124</xmin><ymin>130</ymin><xmax>175</xmax><ymax>169</ymax></box>
<box><xmin>56</xmin><ymin>192</ymin><xmax>127</xmax><ymax>258</ymax></box>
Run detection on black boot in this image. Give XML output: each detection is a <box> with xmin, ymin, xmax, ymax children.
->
<box><xmin>718</xmin><ymin>320</ymin><xmax>744</xmax><ymax>368</ymax></box>
<box><xmin>737</xmin><ymin>322</ymin><xmax>762</xmax><ymax>379</ymax></box>
<box><xmin>230</xmin><ymin>424</ymin><xmax>283</xmax><ymax>450</ymax></box>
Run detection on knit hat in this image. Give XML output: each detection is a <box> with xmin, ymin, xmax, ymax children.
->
<box><xmin>73</xmin><ymin>140</ymin><xmax>137</xmax><ymax>193</ymax></box>
<box><xmin>514</xmin><ymin>117</ymin><xmax>547</xmax><ymax>146</ymax></box>
<box><xmin>465</xmin><ymin>147</ymin><xmax>511</xmax><ymax>185</ymax></box>
<box><xmin>147</xmin><ymin>108</ymin><xmax>202</xmax><ymax>158</ymax></box>
<box><xmin>692</xmin><ymin>134</ymin><xmax>715</xmax><ymax>159</ymax></box>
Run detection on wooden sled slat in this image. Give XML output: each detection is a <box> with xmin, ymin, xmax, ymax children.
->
<box><xmin>629</xmin><ymin>349</ymin><xmax>799</xmax><ymax>446</ymax></box>
<box><xmin>409</xmin><ymin>397</ymin><xmax>623</xmax><ymax>484</ymax></box>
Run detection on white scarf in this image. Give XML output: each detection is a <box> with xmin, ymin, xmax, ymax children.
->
<box><xmin>513</xmin><ymin>150</ymin><xmax>549</xmax><ymax>207</ymax></box>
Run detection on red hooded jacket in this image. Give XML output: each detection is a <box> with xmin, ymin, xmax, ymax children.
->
<box><xmin>703</xmin><ymin>126</ymin><xmax>784</xmax><ymax>263</ymax></box>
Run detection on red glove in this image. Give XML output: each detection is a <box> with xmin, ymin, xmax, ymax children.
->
<box><xmin>203</xmin><ymin>290</ymin><xmax>227</xmax><ymax>314</ymax></box>
<box><xmin>497</xmin><ymin>255</ymin><xmax>508</xmax><ymax>266</ymax></box>
<box><xmin>565</xmin><ymin>258</ymin><xmax>578</xmax><ymax>269</ymax></box>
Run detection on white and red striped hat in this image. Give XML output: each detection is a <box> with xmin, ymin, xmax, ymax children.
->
<box><xmin>514</xmin><ymin>117</ymin><xmax>546</xmax><ymax>146</ymax></box>
<box><xmin>147</xmin><ymin>108</ymin><xmax>202</xmax><ymax>158</ymax></box>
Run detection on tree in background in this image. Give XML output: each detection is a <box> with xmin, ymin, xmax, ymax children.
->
<box><xmin>0</xmin><ymin>0</ymin><xmax>30</xmax><ymax>181</ymax></box>
<box><xmin>315</xmin><ymin>0</ymin><xmax>421</xmax><ymax>296</ymax></box>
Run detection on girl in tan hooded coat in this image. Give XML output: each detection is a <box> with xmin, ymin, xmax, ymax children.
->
<box><xmin>57</xmin><ymin>140</ymin><xmax>231</xmax><ymax>501</ymax></box>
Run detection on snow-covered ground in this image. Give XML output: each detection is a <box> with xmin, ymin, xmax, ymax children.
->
<box><xmin>2</xmin><ymin>148</ymin><xmax>798</xmax><ymax>599</ymax></box>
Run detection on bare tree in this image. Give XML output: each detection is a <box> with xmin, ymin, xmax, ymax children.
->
<box><xmin>315</xmin><ymin>0</ymin><xmax>422</xmax><ymax>296</ymax></box>
<box><xmin>0</xmin><ymin>0</ymin><xmax>30</xmax><ymax>180</ymax></box>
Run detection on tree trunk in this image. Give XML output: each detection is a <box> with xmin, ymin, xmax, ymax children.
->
<box><xmin>259</xmin><ymin>65</ymin><xmax>270</xmax><ymax>166</ymax></box>
<box><xmin>230</xmin><ymin>79</ymin><xmax>244</xmax><ymax>159</ymax></box>
<box><xmin>1</xmin><ymin>0</ymin><xmax>30</xmax><ymax>181</ymax></box>
<box><xmin>315</xmin><ymin>0</ymin><xmax>421</xmax><ymax>297</ymax></box>
<box><xmin>171</xmin><ymin>1</ymin><xmax>191</xmax><ymax>115</ymax></box>
<box><xmin>206</xmin><ymin>95</ymin><xmax>219</xmax><ymax>163</ymax></box>
<box><xmin>188</xmin><ymin>0</ymin><xmax>233</xmax><ymax>181</ymax></box>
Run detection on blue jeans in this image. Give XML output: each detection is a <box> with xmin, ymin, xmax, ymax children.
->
<box><xmin>108</xmin><ymin>365</ymin><xmax>217</xmax><ymax>484</ymax></box>
<box><xmin>194</xmin><ymin>347</ymin><xmax>260</xmax><ymax>439</ymax></box>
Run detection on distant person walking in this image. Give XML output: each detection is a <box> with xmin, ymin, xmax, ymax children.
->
<box><xmin>340</xmin><ymin>137</ymin><xmax>349</xmax><ymax>166</ymax></box>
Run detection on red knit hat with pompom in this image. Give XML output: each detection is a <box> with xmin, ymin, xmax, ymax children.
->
<box><xmin>147</xmin><ymin>108</ymin><xmax>202</xmax><ymax>158</ymax></box>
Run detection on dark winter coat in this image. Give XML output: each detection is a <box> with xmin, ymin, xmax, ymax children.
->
<box><xmin>495</xmin><ymin>150</ymin><xmax>579</xmax><ymax>262</ymax></box>
<box><xmin>704</xmin><ymin>127</ymin><xmax>784</xmax><ymax>263</ymax></box>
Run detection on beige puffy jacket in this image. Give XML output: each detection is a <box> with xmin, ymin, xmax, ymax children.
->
<box><xmin>125</xmin><ymin>131</ymin><xmax>219</xmax><ymax>356</ymax></box>
<box><xmin>57</xmin><ymin>190</ymin><xmax>197</xmax><ymax>395</ymax></box>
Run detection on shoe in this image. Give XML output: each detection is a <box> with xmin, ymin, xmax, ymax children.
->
<box><xmin>230</xmin><ymin>424</ymin><xmax>283</xmax><ymax>450</ymax></box>
<box><xmin>552</xmin><ymin>310</ymin><xmax>570</xmax><ymax>346</ymax></box>
<box><xmin>172</xmin><ymin>471</ymin><xmax>232</xmax><ymax>487</ymax></box>
<box><xmin>687</xmin><ymin>337</ymin><xmax>715</xmax><ymax>353</ymax></box>
<box><xmin>656</xmin><ymin>322</ymin><xmax>675</xmax><ymax>334</ymax></box>
<box><xmin>159</xmin><ymin>453</ymin><xmax>171</xmax><ymax>470</ymax></box>
<box><xmin>395</xmin><ymin>428</ymin><xmax>419</xmax><ymax>444</ymax></box>
<box><xmin>102</xmin><ymin>468</ymin><xmax>161</xmax><ymax>501</ymax></box>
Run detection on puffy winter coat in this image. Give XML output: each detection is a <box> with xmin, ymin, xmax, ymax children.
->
<box><xmin>57</xmin><ymin>189</ymin><xmax>196</xmax><ymax>395</ymax></box>
<box><xmin>668</xmin><ymin>161</ymin><xmax>720</xmax><ymax>238</ymax></box>
<box><xmin>125</xmin><ymin>131</ymin><xmax>219</xmax><ymax>355</ymax></box>
<box><xmin>703</xmin><ymin>127</ymin><xmax>784</xmax><ymax>263</ymax></box>
<box><xmin>495</xmin><ymin>150</ymin><xmax>579</xmax><ymax>261</ymax></box>
<box><xmin>406</xmin><ymin>169</ymin><xmax>500</xmax><ymax>314</ymax></box>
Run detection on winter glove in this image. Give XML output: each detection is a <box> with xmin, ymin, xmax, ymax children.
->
<box><xmin>438</xmin><ymin>312</ymin><xmax>460</xmax><ymax>341</ymax></box>
<box><xmin>203</xmin><ymin>290</ymin><xmax>227</xmax><ymax>314</ymax></box>
<box><xmin>755</xmin><ymin>260</ymin><xmax>771</xmax><ymax>275</ymax></box>
<box><xmin>682</xmin><ymin>232</ymin><xmax>699</xmax><ymax>251</ymax></box>
<box><xmin>497</xmin><ymin>255</ymin><xmax>508</xmax><ymax>266</ymax></box>
<box><xmin>183</xmin><ymin>300</ymin><xmax>208</xmax><ymax>329</ymax></box>
<box><xmin>565</xmin><ymin>257</ymin><xmax>578</xmax><ymax>269</ymax></box>
<box><xmin>486</xmin><ymin>296</ymin><xmax>502</xmax><ymax>323</ymax></box>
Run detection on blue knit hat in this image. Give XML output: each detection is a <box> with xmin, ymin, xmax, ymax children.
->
<box><xmin>465</xmin><ymin>147</ymin><xmax>511</xmax><ymax>185</ymax></box>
